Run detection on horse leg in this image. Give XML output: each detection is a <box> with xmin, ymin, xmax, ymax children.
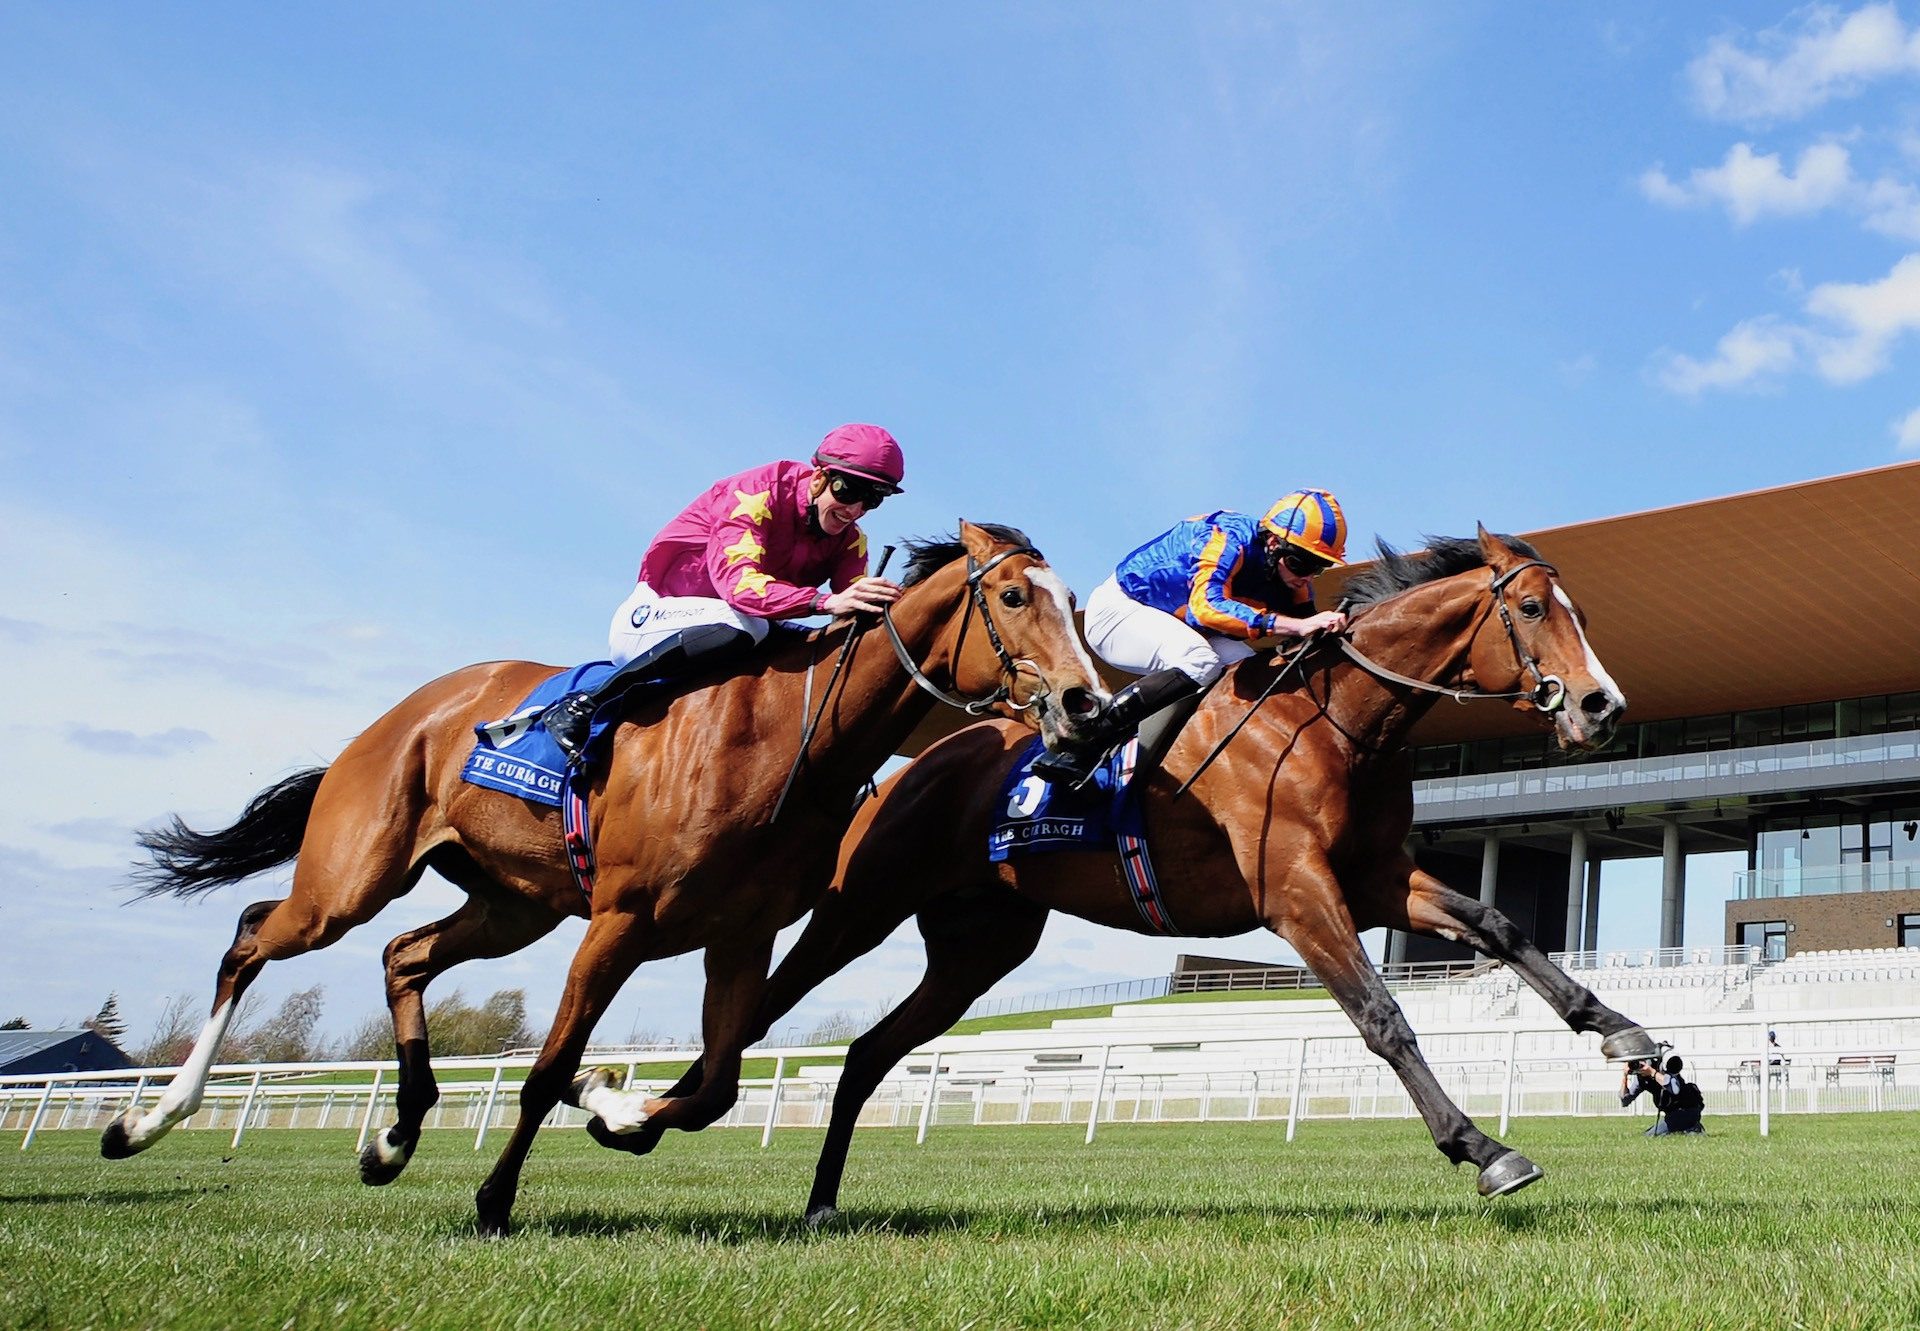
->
<box><xmin>574</xmin><ymin>932</ymin><xmax>775</xmax><ymax>1144</ymax></box>
<box><xmin>805</xmin><ymin>890</ymin><xmax>1049</xmax><ymax>1226</ymax></box>
<box><xmin>1270</xmin><ymin>866</ymin><xmax>1541</xmax><ymax>1197</ymax></box>
<box><xmin>100</xmin><ymin>897</ymin><xmax>280</xmax><ymax>1157</ymax></box>
<box><xmin>1393</xmin><ymin>860</ymin><xmax>1658</xmax><ymax>1061</ymax></box>
<box><xmin>474</xmin><ymin>909</ymin><xmax>650</xmax><ymax>1238</ymax></box>
<box><xmin>361</xmin><ymin>887</ymin><xmax>562</xmax><ymax>1185</ymax></box>
<box><xmin>614</xmin><ymin>867</ymin><xmax>937</xmax><ymax>1152</ymax></box>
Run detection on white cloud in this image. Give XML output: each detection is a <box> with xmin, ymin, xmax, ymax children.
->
<box><xmin>1894</xmin><ymin>406</ymin><xmax>1920</xmax><ymax>449</ymax></box>
<box><xmin>1687</xmin><ymin>3</ymin><xmax>1920</xmax><ymax>124</ymax></box>
<box><xmin>1655</xmin><ymin>316</ymin><xmax>1803</xmax><ymax>394</ymax></box>
<box><xmin>1641</xmin><ymin>142</ymin><xmax>1852</xmax><ymax>223</ymax></box>
<box><xmin>1803</xmin><ymin>251</ymin><xmax>1920</xmax><ymax>379</ymax></box>
<box><xmin>1656</xmin><ymin>252</ymin><xmax>1920</xmax><ymax>394</ymax></box>
<box><xmin>1642</xmin><ymin>141</ymin><xmax>1920</xmax><ymax>240</ymax></box>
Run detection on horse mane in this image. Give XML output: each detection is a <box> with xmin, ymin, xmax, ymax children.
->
<box><xmin>899</xmin><ymin>524</ymin><xmax>1036</xmax><ymax>586</ymax></box>
<box><xmin>1339</xmin><ymin>533</ymin><xmax>1541</xmax><ymax>607</ymax></box>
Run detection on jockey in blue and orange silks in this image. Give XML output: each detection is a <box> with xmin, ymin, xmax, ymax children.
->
<box><xmin>1033</xmin><ymin>489</ymin><xmax>1350</xmax><ymax>783</ymax></box>
<box><xmin>541</xmin><ymin>424</ymin><xmax>907</xmax><ymax>763</ymax></box>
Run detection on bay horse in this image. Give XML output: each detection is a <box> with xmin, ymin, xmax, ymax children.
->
<box><xmin>106</xmin><ymin>522</ymin><xmax>1107</xmax><ymax>1237</ymax></box>
<box><xmin>657</xmin><ymin>528</ymin><xmax>1659</xmax><ymax>1220</ymax></box>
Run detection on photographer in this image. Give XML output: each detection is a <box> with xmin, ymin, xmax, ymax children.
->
<box><xmin>1620</xmin><ymin>1054</ymin><xmax>1705</xmax><ymax>1136</ymax></box>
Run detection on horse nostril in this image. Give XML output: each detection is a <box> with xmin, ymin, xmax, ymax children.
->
<box><xmin>1581</xmin><ymin>691</ymin><xmax>1614</xmax><ymax>719</ymax></box>
<box><xmin>1061</xmin><ymin>687</ymin><xmax>1100</xmax><ymax>719</ymax></box>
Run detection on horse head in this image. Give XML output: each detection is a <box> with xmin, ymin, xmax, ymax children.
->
<box><xmin>1467</xmin><ymin>525</ymin><xmax>1627</xmax><ymax>753</ymax></box>
<box><xmin>896</xmin><ymin>521</ymin><xmax>1108</xmax><ymax>751</ymax></box>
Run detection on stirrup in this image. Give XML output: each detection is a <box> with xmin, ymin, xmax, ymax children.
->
<box><xmin>541</xmin><ymin>694</ymin><xmax>594</xmax><ymax>764</ymax></box>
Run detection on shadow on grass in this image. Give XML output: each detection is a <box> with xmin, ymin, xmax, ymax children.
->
<box><xmin>488</xmin><ymin>1194</ymin><xmax>1747</xmax><ymax>1244</ymax></box>
<box><xmin>1</xmin><ymin>1186</ymin><xmax>209</xmax><ymax>1207</ymax></box>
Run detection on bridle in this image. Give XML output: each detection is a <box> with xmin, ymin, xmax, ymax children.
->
<box><xmin>881</xmin><ymin>543</ymin><xmax>1050</xmax><ymax>717</ymax></box>
<box><xmin>1173</xmin><ymin>559</ymin><xmax>1568</xmax><ymax>798</ymax></box>
<box><xmin>1337</xmin><ymin>559</ymin><xmax>1568</xmax><ymax>714</ymax></box>
<box><xmin>771</xmin><ymin>541</ymin><xmax>1048</xmax><ymax>823</ymax></box>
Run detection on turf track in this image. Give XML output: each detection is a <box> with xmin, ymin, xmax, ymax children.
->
<box><xmin>5</xmin><ymin>1115</ymin><xmax>1919</xmax><ymax>1330</ymax></box>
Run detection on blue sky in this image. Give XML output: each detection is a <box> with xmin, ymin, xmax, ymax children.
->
<box><xmin>5</xmin><ymin>4</ymin><xmax>1919</xmax><ymax>1049</ymax></box>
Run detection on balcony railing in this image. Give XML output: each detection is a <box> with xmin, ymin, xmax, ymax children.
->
<box><xmin>1734</xmin><ymin>862</ymin><xmax>1920</xmax><ymax>901</ymax></box>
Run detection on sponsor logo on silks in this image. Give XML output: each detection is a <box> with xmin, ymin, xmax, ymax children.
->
<box><xmin>629</xmin><ymin>604</ymin><xmax>652</xmax><ymax>629</ymax></box>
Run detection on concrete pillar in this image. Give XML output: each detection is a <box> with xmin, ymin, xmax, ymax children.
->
<box><xmin>1385</xmin><ymin>929</ymin><xmax>1406</xmax><ymax>967</ymax></box>
<box><xmin>1660</xmin><ymin>821</ymin><xmax>1686</xmax><ymax>952</ymax></box>
<box><xmin>1583</xmin><ymin>859</ymin><xmax>1602</xmax><ymax>956</ymax></box>
<box><xmin>1565</xmin><ymin>828</ymin><xmax>1588</xmax><ymax>952</ymax></box>
<box><xmin>1478</xmin><ymin>834</ymin><xmax>1501</xmax><ymax>908</ymax></box>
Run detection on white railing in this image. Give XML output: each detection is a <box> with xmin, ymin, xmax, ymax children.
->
<box><xmin>1550</xmin><ymin>945</ymin><xmax>1758</xmax><ymax>970</ymax></box>
<box><xmin>11</xmin><ymin>1009</ymin><xmax>1919</xmax><ymax>1152</ymax></box>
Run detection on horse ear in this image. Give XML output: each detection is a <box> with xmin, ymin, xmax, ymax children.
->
<box><xmin>958</xmin><ymin>519</ymin><xmax>995</xmax><ymax>562</ymax></box>
<box><xmin>1477</xmin><ymin>522</ymin><xmax>1517</xmax><ymax>569</ymax></box>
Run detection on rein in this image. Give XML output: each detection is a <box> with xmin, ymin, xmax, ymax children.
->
<box><xmin>1171</xmin><ymin>558</ymin><xmax>1567</xmax><ymax>797</ymax></box>
<box><xmin>881</xmin><ymin>543</ymin><xmax>1044</xmax><ymax>716</ymax></box>
<box><xmin>772</xmin><ymin>541</ymin><xmax>1041</xmax><ymax>821</ymax></box>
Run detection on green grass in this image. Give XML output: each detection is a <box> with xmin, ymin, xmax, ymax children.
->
<box><xmin>7</xmin><ymin>1115</ymin><xmax>1920</xmax><ymax>1330</ymax></box>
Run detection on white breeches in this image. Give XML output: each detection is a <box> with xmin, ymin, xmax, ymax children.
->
<box><xmin>1082</xmin><ymin>574</ymin><xmax>1253</xmax><ymax>687</ymax></box>
<box><xmin>607</xmin><ymin>582</ymin><xmax>770</xmax><ymax>667</ymax></box>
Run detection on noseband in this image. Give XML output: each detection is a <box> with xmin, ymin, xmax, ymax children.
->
<box><xmin>1337</xmin><ymin>559</ymin><xmax>1567</xmax><ymax>712</ymax></box>
<box><xmin>882</xmin><ymin>544</ymin><xmax>1048</xmax><ymax>716</ymax></box>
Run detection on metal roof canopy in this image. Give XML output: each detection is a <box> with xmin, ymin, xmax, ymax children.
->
<box><xmin>900</xmin><ymin>458</ymin><xmax>1920</xmax><ymax>757</ymax></box>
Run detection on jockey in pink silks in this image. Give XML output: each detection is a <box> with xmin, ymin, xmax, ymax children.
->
<box><xmin>542</xmin><ymin>424</ymin><xmax>906</xmax><ymax>762</ymax></box>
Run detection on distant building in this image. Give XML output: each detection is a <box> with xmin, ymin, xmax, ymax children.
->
<box><xmin>0</xmin><ymin>1029</ymin><xmax>135</xmax><ymax>1077</ymax></box>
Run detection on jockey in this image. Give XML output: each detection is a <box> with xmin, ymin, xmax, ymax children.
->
<box><xmin>541</xmin><ymin>423</ymin><xmax>907</xmax><ymax>763</ymax></box>
<box><xmin>1033</xmin><ymin>488</ymin><xmax>1350</xmax><ymax>784</ymax></box>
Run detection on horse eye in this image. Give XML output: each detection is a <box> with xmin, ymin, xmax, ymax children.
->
<box><xmin>1000</xmin><ymin>587</ymin><xmax>1026</xmax><ymax>609</ymax></box>
<box><xmin>1521</xmin><ymin>598</ymin><xmax>1545</xmax><ymax>620</ymax></box>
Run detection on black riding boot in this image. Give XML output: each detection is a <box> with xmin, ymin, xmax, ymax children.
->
<box><xmin>1031</xmin><ymin>667</ymin><xmax>1201</xmax><ymax>786</ymax></box>
<box><xmin>542</xmin><ymin>624</ymin><xmax>754</xmax><ymax>764</ymax></box>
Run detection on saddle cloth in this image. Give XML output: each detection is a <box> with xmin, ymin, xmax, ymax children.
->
<box><xmin>460</xmin><ymin>662</ymin><xmax>621</xmax><ymax>807</ymax></box>
<box><xmin>989</xmin><ymin>736</ymin><xmax>1175</xmax><ymax>933</ymax></box>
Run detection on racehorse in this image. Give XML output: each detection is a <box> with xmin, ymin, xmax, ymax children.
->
<box><xmin>654</xmin><ymin>528</ymin><xmax>1660</xmax><ymax>1220</ymax></box>
<box><xmin>107</xmin><ymin>522</ymin><xmax>1107</xmax><ymax>1237</ymax></box>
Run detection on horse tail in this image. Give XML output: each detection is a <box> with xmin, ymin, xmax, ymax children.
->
<box><xmin>131</xmin><ymin>766</ymin><xmax>329</xmax><ymax>900</ymax></box>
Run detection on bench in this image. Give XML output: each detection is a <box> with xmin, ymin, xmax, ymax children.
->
<box><xmin>1826</xmin><ymin>1054</ymin><xmax>1895</xmax><ymax>1084</ymax></box>
<box><xmin>1727</xmin><ymin>1058</ymin><xmax>1790</xmax><ymax>1086</ymax></box>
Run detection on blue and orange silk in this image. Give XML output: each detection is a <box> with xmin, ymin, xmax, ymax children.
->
<box><xmin>1113</xmin><ymin>511</ymin><xmax>1311</xmax><ymax>640</ymax></box>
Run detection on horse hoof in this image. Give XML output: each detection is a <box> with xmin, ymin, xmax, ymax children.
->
<box><xmin>99</xmin><ymin>1114</ymin><xmax>140</xmax><ymax>1160</ymax></box>
<box><xmin>1600</xmin><ymin>1028</ymin><xmax>1660</xmax><ymax>1062</ymax></box>
<box><xmin>1477</xmin><ymin>1150</ymin><xmax>1543</xmax><ymax>1198</ymax></box>
<box><xmin>805</xmin><ymin>1204</ymin><xmax>841</xmax><ymax>1230</ymax></box>
<box><xmin>476</xmin><ymin>1214</ymin><xmax>512</xmax><ymax>1240</ymax></box>
<box><xmin>358</xmin><ymin>1130</ymin><xmax>413</xmax><ymax>1186</ymax></box>
<box><xmin>585</xmin><ymin>1115</ymin><xmax>651</xmax><ymax>1156</ymax></box>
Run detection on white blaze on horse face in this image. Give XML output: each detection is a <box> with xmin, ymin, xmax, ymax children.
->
<box><xmin>1025</xmin><ymin>567</ymin><xmax>1103</xmax><ymax>697</ymax></box>
<box><xmin>1551</xmin><ymin>585</ymin><xmax>1626</xmax><ymax>707</ymax></box>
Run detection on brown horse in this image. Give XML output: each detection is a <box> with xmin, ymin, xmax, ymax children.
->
<box><xmin>661</xmin><ymin>528</ymin><xmax>1659</xmax><ymax>1221</ymax></box>
<box><xmin>106</xmin><ymin>521</ymin><xmax>1107</xmax><ymax>1236</ymax></box>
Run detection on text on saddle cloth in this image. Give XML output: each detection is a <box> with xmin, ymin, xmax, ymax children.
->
<box><xmin>989</xmin><ymin>736</ymin><xmax>1176</xmax><ymax>935</ymax></box>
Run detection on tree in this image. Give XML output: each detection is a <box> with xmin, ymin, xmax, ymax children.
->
<box><xmin>134</xmin><ymin>994</ymin><xmax>201</xmax><ymax>1068</ymax></box>
<box><xmin>84</xmin><ymin>993</ymin><xmax>127</xmax><ymax>1043</ymax></box>
<box><xmin>338</xmin><ymin>1012</ymin><xmax>394</xmax><ymax>1062</ymax></box>
<box><xmin>238</xmin><ymin>986</ymin><xmax>327</xmax><ymax>1064</ymax></box>
<box><xmin>425</xmin><ymin>988</ymin><xmax>536</xmax><ymax>1056</ymax></box>
<box><xmin>0</xmin><ymin>1017</ymin><xmax>28</xmax><ymax>1030</ymax></box>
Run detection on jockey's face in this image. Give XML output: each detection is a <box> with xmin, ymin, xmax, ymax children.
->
<box><xmin>811</xmin><ymin>471</ymin><xmax>873</xmax><ymax>536</ymax></box>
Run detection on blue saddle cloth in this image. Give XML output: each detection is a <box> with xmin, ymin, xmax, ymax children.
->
<box><xmin>460</xmin><ymin>662</ymin><xmax>624</xmax><ymax>807</ymax></box>
<box><xmin>988</xmin><ymin>736</ymin><xmax>1147</xmax><ymax>862</ymax></box>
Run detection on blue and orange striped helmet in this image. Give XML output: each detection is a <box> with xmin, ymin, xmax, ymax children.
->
<box><xmin>1260</xmin><ymin>489</ymin><xmax>1348</xmax><ymax>566</ymax></box>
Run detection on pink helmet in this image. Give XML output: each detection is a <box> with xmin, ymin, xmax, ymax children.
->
<box><xmin>812</xmin><ymin>423</ymin><xmax>905</xmax><ymax>493</ymax></box>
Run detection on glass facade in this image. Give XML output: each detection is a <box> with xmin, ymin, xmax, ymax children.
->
<box><xmin>1412</xmin><ymin>689</ymin><xmax>1920</xmax><ymax>780</ymax></box>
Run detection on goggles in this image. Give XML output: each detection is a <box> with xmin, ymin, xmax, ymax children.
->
<box><xmin>1277</xmin><ymin>546</ymin><xmax>1332</xmax><ymax>578</ymax></box>
<box><xmin>826</xmin><ymin>471</ymin><xmax>893</xmax><ymax>510</ymax></box>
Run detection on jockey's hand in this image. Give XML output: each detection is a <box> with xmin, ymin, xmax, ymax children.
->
<box><xmin>1282</xmin><ymin>610</ymin><xmax>1347</xmax><ymax>637</ymax></box>
<box><xmin>823</xmin><ymin>577</ymin><xmax>903</xmax><ymax>617</ymax></box>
